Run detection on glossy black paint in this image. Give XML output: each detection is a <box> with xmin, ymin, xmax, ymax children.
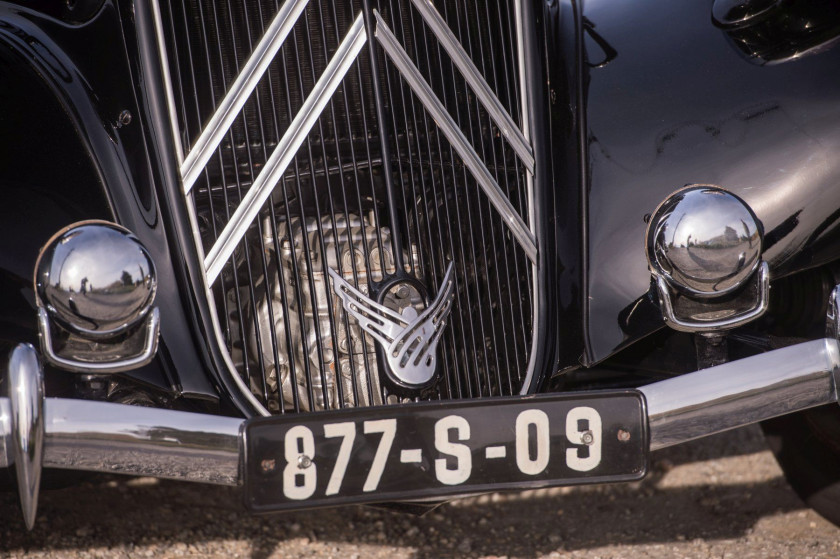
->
<box><xmin>581</xmin><ymin>0</ymin><xmax>840</xmax><ymax>363</ymax></box>
<box><xmin>0</xmin><ymin>50</ymin><xmax>111</xmax><ymax>354</ymax></box>
<box><xmin>541</xmin><ymin>0</ymin><xmax>587</xmax><ymax>375</ymax></box>
<box><xmin>523</xmin><ymin>0</ymin><xmax>565</xmax><ymax>392</ymax></box>
<box><xmin>0</xmin><ymin>2</ymin><xmax>218</xmax><ymax>400</ymax></box>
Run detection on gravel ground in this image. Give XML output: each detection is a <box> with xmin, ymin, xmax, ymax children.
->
<box><xmin>2</xmin><ymin>424</ymin><xmax>839</xmax><ymax>558</ymax></box>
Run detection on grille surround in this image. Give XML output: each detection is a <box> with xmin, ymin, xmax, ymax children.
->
<box><xmin>151</xmin><ymin>0</ymin><xmax>542</xmax><ymax>415</ymax></box>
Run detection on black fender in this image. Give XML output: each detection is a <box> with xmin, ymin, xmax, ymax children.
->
<box><xmin>0</xmin><ymin>2</ymin><xmax>219</xmax><ymax>402</ymax></box>
<box><xmin>578</xmin><ymin>0</ymin><xmax>840</xmax><ymax>363</ymax></box>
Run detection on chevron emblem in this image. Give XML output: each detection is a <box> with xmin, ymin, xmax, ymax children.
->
<box><xmin>328</xmin><ymin>263</ymin><xmax>455</xmax><ymax>387</ymax></box>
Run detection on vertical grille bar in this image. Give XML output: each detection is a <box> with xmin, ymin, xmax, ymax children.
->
<box><xmin>430</xmin><ymin>0</ymin><xmax>484</xmax><ymax>398</ymax></box>
<box><xmin>449</xmin><ymin>0</ymin><xmax>506</xmax><ymax>396</ymax></box>
<box><xmin>474</xmin><ymin>0</ymin><xmax>527</xmax><ymax>392</ymax></box>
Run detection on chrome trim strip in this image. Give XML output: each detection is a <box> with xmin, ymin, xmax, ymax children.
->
<box><xmin>0</xmin><ymin>399</ymin><xmax>9</xmax><ymax>468</ymax></box>
<box><xmin>203</xmin><ymin>14</ymin><xmax>367</xmax><ymax>284</ymax></box>
<box><xmin>181</xmin><ymin>0</ymin><xmax>310</xmax><ymax>193</ymax></box>
<box><xmin>44</xmin><ymin>399</ymin><xmax>242</xmax><ymax>486</ymax></box>
<box><xmin>8</xmin><ymin>344</ymin><xmax>45</xmax><ymax>530</ymax></box>
<box><xmin>514</xmin><ymin>0</ymin><xmax>539</xmax><ymax>395</ymax></box>
<box><xmin>374</xmin><ymin>12</ymin><xmax>538</xmax><ymax>263</ymax></box>
<box><xmin>410</xmin><ymin>0</ymin><xmax>534</xmax><ymax>172</ymax></box>
<box><xmin>150</xmin><ymin>0</ymin><xmax>185</xmax><ymax>166</ymax></box>
<box><xmin>641</xmin><ymin>338</ymin><xmax>840</xmax><ymax>451</ymax></box>
<box><xmin>38</xmin><ymin>307</ymin><xmax>161</xmax><ymax>373</ymax></box>
<box><xmin>513</xmin><ymin>0</ymin><xmax>531</xmax><ymax>149</ymax></box>
<box><xmin>826</xmin><ymin>284</ymin><xmax>840</xmax><ymax>340</ymax></box>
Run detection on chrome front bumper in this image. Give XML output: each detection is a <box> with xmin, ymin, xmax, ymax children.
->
<box><xmin>2</xmin><ymin>339</ymin><xmax>839</xmax><ymax>528</ymax></box>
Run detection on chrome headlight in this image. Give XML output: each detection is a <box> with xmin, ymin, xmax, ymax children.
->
<box><xmin>646</xmin><ymin>186</ymin><xmax>769</xmax><ymax>333</ymax></box>
<box><xmin>34</xmin><ymin>221</ymin><xmax>159</xmax><ymax>372</ymax></box>
<box><xmin>35</xmin><ymin>221</ymin><xmax>156</xmax><ymax>337</ymax></box>
<box><xmin>646</xmin><ymin>186</ymin><xmax>762</xmax><ymax>298</ymax></box>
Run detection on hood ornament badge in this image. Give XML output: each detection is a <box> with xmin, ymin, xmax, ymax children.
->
<box><xmin>329</xmin><ymin>263</ymin><xmax>455</xmax><ymax>388</ymax></box>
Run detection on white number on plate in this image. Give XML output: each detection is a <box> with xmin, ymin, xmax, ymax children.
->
<box><xmin>565</xmin><ymin>406</ymin><xmax>602</xmax><ymax>472</ymax></box>
<box><xmin>434</xmin><ymin>415</ymin><xmax>472</xmax><ymax>485</ymax></box>
<box><xmin>283</xmin><ymin>425</ymin><xmax>316</xmax><ymax>500</ymax></box>
<box><xmin>281</xmin><ymin>405</ymin><xmax>607</xmax><ymax>500</ymax></box>
<box><xmin>363</xmin><ymin>419</ymin><xmax>396</xmax><ymax>492</ymax></box>
<box><xmin>515</xmin><ymin>409</ymin><xmax>550</xmax><ymax>475</ymax></box>
<box><xmin>323</xmin><ymin>422</ymin><xmax>355</xmax><ymax>496</ymax></box>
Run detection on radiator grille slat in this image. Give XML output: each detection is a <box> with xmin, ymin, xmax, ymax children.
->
<box><xmin>156</xmin><ymin>0</ymin><xmax>536</xmax><ymax>414</ymax></box>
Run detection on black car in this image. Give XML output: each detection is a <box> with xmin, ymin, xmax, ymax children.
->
<box><xmin>3</xmin><ymin>0</ymin><xmax>840</xmax><ymax>531</ymax></box>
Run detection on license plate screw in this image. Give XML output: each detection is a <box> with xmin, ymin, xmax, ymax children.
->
<box><xmin>260</xmin><ymin>459</ymin><xmax>276</xmax><ymax>473</ymax></box>
<box><xmin>580</xmin><ymin>430</ymin><xmax>595</xmax><ymax>445</ymax></box>
<box><xmin>297</xmin><ymin>455</ymin><xmax>313</xmax><ymax>469</ymax></box>
<box><xmin>617</xmin><ymin>429</ymin><xmax>631</xmax><ymax>442</ymax></box>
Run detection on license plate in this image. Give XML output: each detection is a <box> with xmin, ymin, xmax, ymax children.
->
<box><xmin>244</xmin><ymin>391</ymin><xmax>647</xmax><ymax>513</ymax></box>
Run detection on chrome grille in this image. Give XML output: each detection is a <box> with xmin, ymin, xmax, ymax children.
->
<box><xmin>153</xmin><ymin>0</ymin><xmax>537</xmax><ymax>414</ymax></box>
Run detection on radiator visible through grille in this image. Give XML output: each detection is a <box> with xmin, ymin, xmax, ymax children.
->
<box><xmin>154</xmin><ymin>0</ymin><xmax>538</xmax><ymax>414</ymax></box>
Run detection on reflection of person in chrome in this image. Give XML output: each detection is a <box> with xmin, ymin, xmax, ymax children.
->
<box><xmin>80</xmin><ymin>277</ymin><xmax>89</xmax><ymax>295</ymax></box>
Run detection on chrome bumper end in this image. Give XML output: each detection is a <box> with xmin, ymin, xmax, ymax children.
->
<box><xmin>0</xmin><ymin>344</ymin><xmax>243</xmax><ymax>530</ymax></box>
<box><xmin>640</xmin><ymin>337</ymin><xmax>840</xmax><ymax>450</ymax></box>
<box><xmin>2</xmin><ymin>339</ymin><xmax>839</xmax><ymax>529</ymax></box>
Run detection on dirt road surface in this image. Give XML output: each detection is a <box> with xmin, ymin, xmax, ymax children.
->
<box><xmin>2</xmin><ymin>424</ymin><xmax>839</xmax><ymax>558</ymax></box>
